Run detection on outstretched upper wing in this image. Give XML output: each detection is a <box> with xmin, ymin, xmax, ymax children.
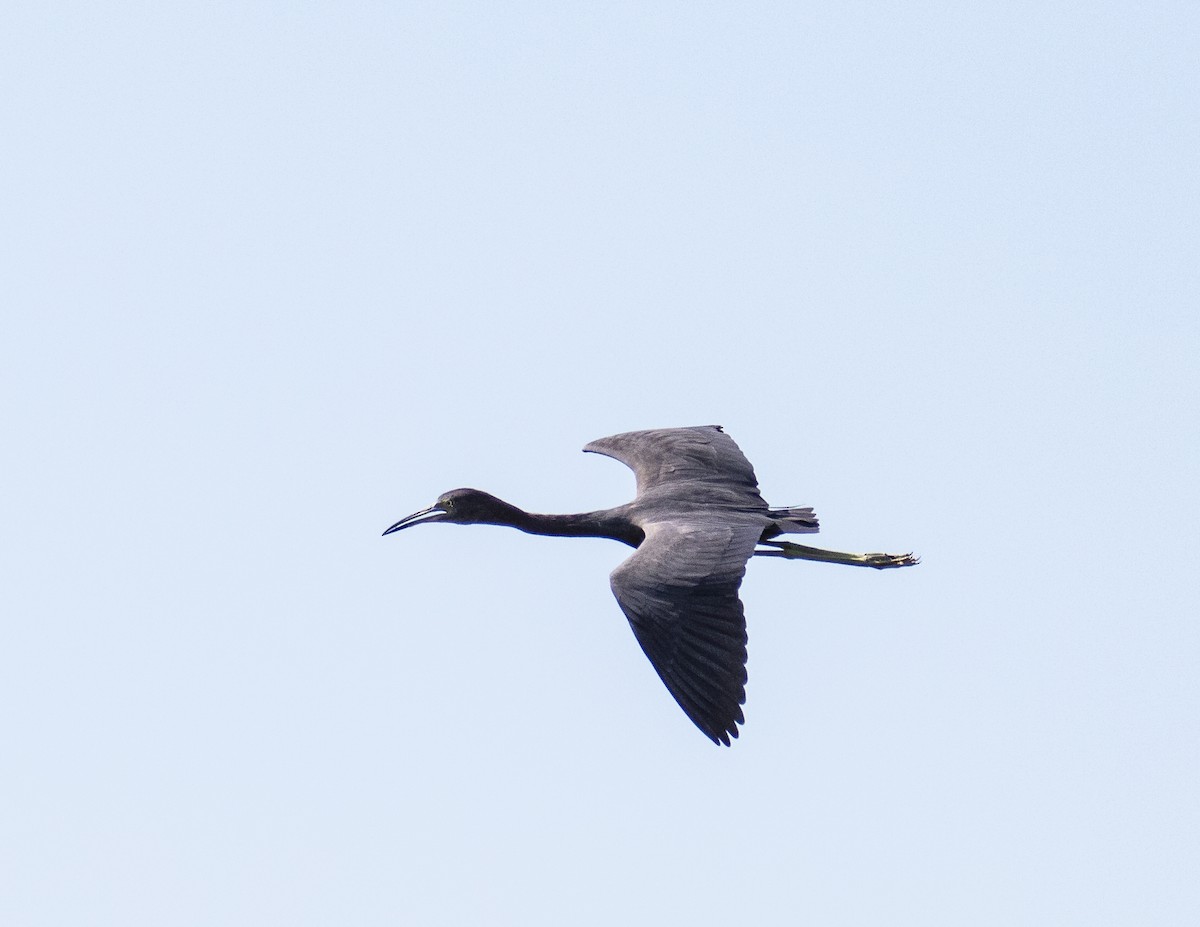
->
<box><xmin>584</xmin><ymin>425</ymin><xmax>763</xmax><ymax>502</ymax></box>
<box><xmin>608</xmin><ymin>519</ymin><xmax>761</xmax><ymax>745</ymax></box>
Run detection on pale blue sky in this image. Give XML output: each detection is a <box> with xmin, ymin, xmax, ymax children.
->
<box><xmin>3</xmin><ymin>3</ymin><xmax>1198</xmax><ymax>924</ymax></box>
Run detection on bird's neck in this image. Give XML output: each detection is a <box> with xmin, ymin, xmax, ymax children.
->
<box><xmin>506</xmin><ymin>507</ymin><xmax>642</xmax><ymax>547</ymax></box>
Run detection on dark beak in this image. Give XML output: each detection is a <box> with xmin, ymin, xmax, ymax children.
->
<box><xmin>382</xmin><ymin>504</ymin><xmax>448</xmax><ymax>536</ymax></box>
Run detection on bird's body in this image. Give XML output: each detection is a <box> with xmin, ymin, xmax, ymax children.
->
<box><xmin>384</xmin><ymin>425</ymin><xmax>916</xmax><ymax>745</ymax></box>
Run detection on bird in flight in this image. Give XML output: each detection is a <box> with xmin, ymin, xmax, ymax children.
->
<box><xmin>383</xmin><ymin>425</ymin><xmax>917</xmax><ymax>745</ymax></box>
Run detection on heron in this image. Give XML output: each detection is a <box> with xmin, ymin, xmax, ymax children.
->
<box><xmin>383</xmin><ymin>425</ymin><xmax>917</xmax><ymax>745</ymax></box>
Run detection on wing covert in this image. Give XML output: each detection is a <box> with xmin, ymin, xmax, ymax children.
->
<box><xmin>583</xmin><ymin>425</ymin><xmax>763</xmax><ymax>502</ymax></box>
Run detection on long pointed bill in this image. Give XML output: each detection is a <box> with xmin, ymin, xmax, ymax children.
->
<box><xmin>382</xmin><ymin>504</ymin><xmax>448</xmax><ymax>536</ymax></box>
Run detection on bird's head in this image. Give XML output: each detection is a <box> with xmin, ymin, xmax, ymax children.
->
<box><xmin>381</xmin><ymin>488</ymin><xmax>515</xmax><ymax>535</ymax></box>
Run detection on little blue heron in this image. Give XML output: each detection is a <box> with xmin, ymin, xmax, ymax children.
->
<box><xmin>384</xmin><ymin>425</ymin><xmax>917</xmax><ymax>745</ymax></box>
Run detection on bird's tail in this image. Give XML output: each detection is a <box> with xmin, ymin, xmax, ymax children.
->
<box><xmin>767</xmin><ymin>505</ymin><xmax>820</xmax><ymax>534</ymax></box>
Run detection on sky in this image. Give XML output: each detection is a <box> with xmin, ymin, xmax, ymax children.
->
<box><xmin>3</xmin><ymin>2</ymin><xmax>1198</xmax><ymax>924</ymax></box>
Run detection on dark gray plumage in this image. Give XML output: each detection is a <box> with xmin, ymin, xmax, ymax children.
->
<box><xmin>383</xmin><ymin>425</ymin><xmax>917</xmax><ymax>745</ymax></box>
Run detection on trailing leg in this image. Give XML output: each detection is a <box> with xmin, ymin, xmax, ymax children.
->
<box><xmin>755</xmin><ymin>540</ymin><xmax>919</xmax><ymax>569</ymax></box>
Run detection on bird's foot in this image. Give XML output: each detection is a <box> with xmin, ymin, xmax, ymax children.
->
<box><xmin>862</xmin><ymin>552</ymin><xmax>920</xmax><ymax>569</ymax></box>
